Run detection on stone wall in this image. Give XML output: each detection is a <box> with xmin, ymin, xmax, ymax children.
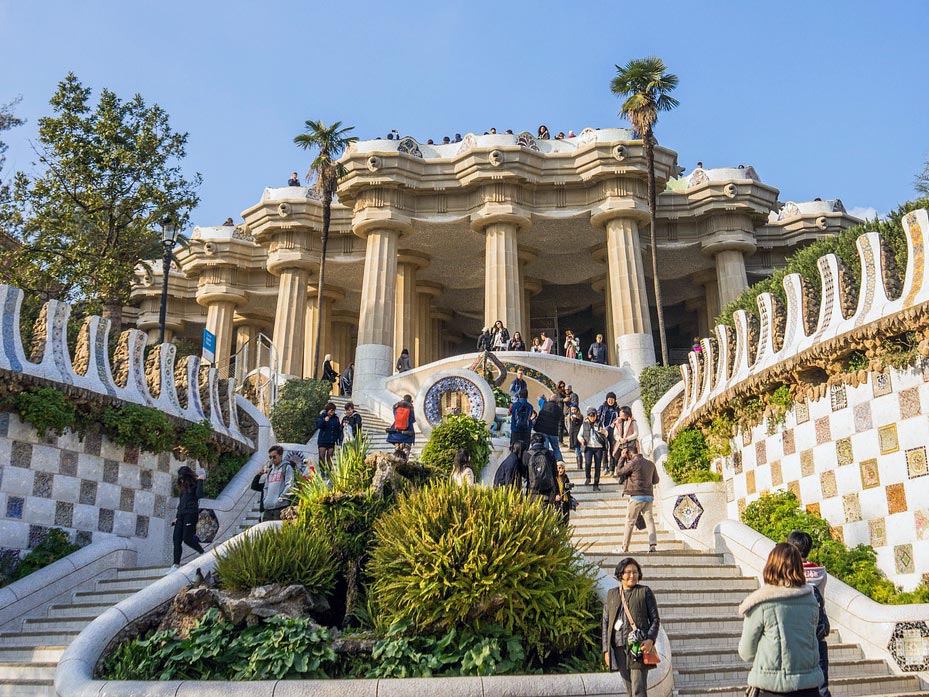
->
<box><xmin>0</xmin><ymin>413</ymin><xmax>184</xmax><ymax>565</ymax></box>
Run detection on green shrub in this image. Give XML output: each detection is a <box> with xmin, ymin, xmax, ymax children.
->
<box><xmin>15</xmin><ymin>387</ymin><xmax>76</xmax><ymax>437</ymax></box>
<box><xmin>9</xmin><ymin>528</ymin><xmax>81</xmax><ymax>583</ymax></box>
<box><xmin>102</xmin><ymin>404</ymin><xmax>175</xmax><ymax>453</ymax></box>
<box><xmin>178</xmin><ymin>420</ymin><xmax>214</xmax><ymax>464</ymax></box>
<box><xmin>215</xmin><ymin>522</ymin><xmax>339</xmax><ymax>594</ymax></box>
<box><xmin>639</xmin><ymin>364</ymin><xmax>683</xmax><ymax>416</ymax></box>
<box><xmin>203</xmin><ymin>450</ymin><xmax>250</xmax><ymax>499</ymax></box>
<box><xmin>269</xmin><ymin>379</ymin><xmax>333</xmax><ymax>443</ymax></box>
<box><xmin>368</xmin><ymin>482</ymin><xmax>599</xmax><ymax>659</ymax></box>
<box><xmin>419</xmin><ymin>414</ymin><xmax>492</xmax><ymax>478</ymax></box>
<box><xmin>665</xmin><ymin>428</ymin><xmax>720</xmax><ymax>484</ymax></box>
<box><xmin>767</xmin><ymin>385</ymin><xmax>793</xmax><ymax>428</ymax></box>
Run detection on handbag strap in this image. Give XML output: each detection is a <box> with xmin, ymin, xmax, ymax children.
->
<box><xmin>619</xmin><ymin>588</ymin><xmax>638</xmax><ymax>632</ymax></box>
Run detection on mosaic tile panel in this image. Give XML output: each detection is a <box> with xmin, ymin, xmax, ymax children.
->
<box><xmin>843</xmin><ymin>492</ymin><xmax>862</xmax><ymax>523</ymax></box>
<box><xmin>806</xmin><ymin>502</ymin><xmax>821</xmax><ymax>517</ymax></box>
<box><xmin>102</xmin><ymin>460</ymin><xmax>119</xmax><ymax>484</ymax></box>
<box><xmin>815</xmin><ymin>416</ymin><xmax>831</xmax><ymax>445</ymax></box>
<box><xmin>830</xmin><ymin>383</ymin><xmax>848</xmax><ymax>411</ymax></box>
<box><xmin>906</xmin><ymin>446</ymin><xmax>929</xmax><ymax>479</ymax></box>
<box><xmin>123</xmin><ymin>446</ymin><xmax>139</xmax><ymax>465</ymax></box>
<box><xmin>59</xmin><ymin>451</ymin><xmax>77</xmax><ymax>476</ymax></box>
<box><xmin>831</xmin><ymin>525</ymin><xmax>844</xmax><ymax>544</ymax></box>
<box><xmin>836</xmin><ymin>438</ymin><xmax>854</xmax><ymax>466</ymax></box>
<box><xmin>887</xmin><ymin>483</ymin><xmax>908</xmax><ymax>514</ymax></box>
<box><xmin>854</xmin><ymin>402</ymin><xmax>873</xmax><ymax>433</ymax></box>
<box><xmin>800</xmin><ymin>450</ymin><xmax>815</xmax><ymax>477</ymax></box>
<box><xmin>746</xmin><ymin>470</ymin><xmax>756</xmax><ymax>495</ymax></box>
<box><xmin>673</xmin><ymin>494</ymin><xmax>705</xmax><ymax>530</ymax></box>
<box><xmin>135</xmin><ymin>514</ymin><xmax>150</xmax><ymax>538</ymax></box>
<box><xmin>28</xmin><ymin>525</ymin><xmax>49</xmax><ymax>548</ymax></box>
<box><xmin>782</xmin><ymin>430</ymin><xmax>795</xmax><ymax>456</ymax></box>
<box><xmin>770</xmin><ymin>460</ymin><xmax>783</xmax><ymax>487</ymax></box>
<box><xmin>140</xmin><ymin>470</ymin><xmax>152</xmax><ymax>491</ymax></box>
<box><xmin>5</xmin><ymin>496</ymin><xmax>24</xmax><ymax>519</ymax></box>
<box><xmin>742</xmin><ymin>429</ymin><xmax>752</xmax><ymax>447</ymax></box>
<box><xmin>888</xmin><ymin>621</ymin><xmax>929</xmax><ymax>672</ymax></box>
<box><xmin>83</xmin><ymin>431</ymin><xmax>102</xmax><ymax>456</ymax></box>
<box><xmin>788</xmin><ymin>480</ymin><xmax>801</xmax><ymax>500</ymax></box>
<box><xmin>11</xmin><ymin>441</ymin><xmax>32</xmax><ymax>468</ymax></box>
<box><xmin>899</xmin><ymin>387</ymin><xmax>922</xmax><ymax>419</ymax></box>
<box><xmin>119</xmin><ymin>487</ymin><xmax>135</xmax><ymax>513</ymax></box>
<box><xmin>737</xmin><ymin>498</ymin><xmax>747</xmax><ymax>518</ymax></box>
<box><xmin>795</xmin><ymin>402</ymin><xmax>810</xmax><ymax>424</ymax></box>
<box><xmin>820</xmin><ymin>470</ymin><xmax>837</xmax><ymax>498</ymax></box>
<box><xmin>79</xmin><ymin>479</ymin><xmax>97</xmax><ymax>505</ymax></box>
<box><xmin>755</xmin><ymin>441</ymin><xmax>767</xmax><ymax>466</ymax></box>
<box><xmin>870</xmin><ymin>518</ymin><xmax>887</xmax><ymax>546</ymax></box>
<box><xmin>860</xmin><ymin>459</ymin><xmax>880</xmax><ymax>489</ymax></box>
<box><xmin>97</xmin><ymin>508</ymin><xmax>114</xmax><ymax>533</ymax></box>
<box><xmin>732</xmin><ymin>451</ymin><xmax>742</xmax><ymax>475</ymax></box>
<box><xmin>32</xmin><ymin>471</ymin><xmax>53</xmax><ymax>498</ymax></box>
<box><xmin>54</xmin><ymin>501</ymin><xmax>73</xmax><ymax>527</ymax></box>
<box><xmin>879</xmin><ymin>424</ymin><xmax>900</xmax><ymax>455</ymax></box>
<box><xmin>0</xmin><ymin>412</ymin><xmax>8</xmax><ymax>437</ymax></box>
<box><xmin>895</xmin><ymin>544</ymin><xmax>915</xmax><ymax>574</ymax></box>
<box><xmin>915</xmin><ymin>509</ymin><xmax>929</xmax><ymax>541</ymax></box>
<box><xmin>873</xmin><ymin>370</ymin><xmax>893</xmax><ymax>397</ymax></box>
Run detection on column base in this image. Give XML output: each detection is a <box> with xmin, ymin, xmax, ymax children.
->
<box><xmin>353</xmin><ymin>343</ymin><xmax>394</xmax><ymax>400</ymax></box>
<box><xmin>615</xmin><ymin>333</ymin><xmax>657</xmax><ymax>375</ymax></box>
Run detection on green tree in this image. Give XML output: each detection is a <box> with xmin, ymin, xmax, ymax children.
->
<box><xmin>294</xmin><ymin>120</ymin><xmax>357</xmax><ymax>378</ymax></box>
<box><xmin>0</xmin><ymin>96</ymin><xmax>24</xmax><ymax>186</ymax></box>
<box><xmin>917</xmin><ymin>157</ymin><xmax>929</xmax><ymax>197</ymax></box>
<box><xmin>0</xmin><ymin>73</ymin><xmax>201</xmax><ymax>330</ymax></box>
<box><xmin>611</xmin><ymin>58</ymin><xmax>680</xmax><ymax>366</ymax></box>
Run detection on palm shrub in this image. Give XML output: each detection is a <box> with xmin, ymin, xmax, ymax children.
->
<box><xmin>419</xmin><ymin>414</ymin><xmax>492</xmax><ymax>477</ymax></box>
<box><xmin>368</xmin><ymin>482</ymin><xmax>599</xmax><ymax>660</ymax></box>
<box><xmin>268</xmin><ymin>379</ymin><xmax>332</xmax><ymax>443</ymax></box>
<box><xmin>215</xmin><ymin>522</ymin><xmax>338</xmax><ymax>595</ymax></box>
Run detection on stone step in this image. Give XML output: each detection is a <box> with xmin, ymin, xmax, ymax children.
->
<box><xmin>0</xmin><ymin>681</ymin><xmax>54</xmax><ymax>697</ymax></box>
<box><xmin>675</xmin><ymin>674</ymin><xmax>923</xmax><ymax>697</ymax></box>
<box><xmin>21</xmin><ymin>617</ymin><xmax>93</xmax><ymax>633</ymax></box>
<box><xmin>114</xmin><ymin>565</ymin><xmax>171</xmax><ymax>580</ymax></box>
<box><xmin>671</xmin><ymin>642</ymin><xmax>864</xmax><ymax>669</ymax></box>
<box><xmin>71</xmin><ymin>589</ymin><xmax>138</xmax><ymax>605</ymax></box>
<box><xmin>95</xmin><ymin>575</ymin><xmax>164</xmax><ymax>592</ymax></box>
<box><xmin>0</xmin><ymin>631</ymin><xmax>80</xmax><ymax>648</ymax></box>
<box><xmin>595</xmin><ymin>552</ymin><xmax>726</xmax><ymax>566</ymax></box>
<box><xmin>572</xmin><ymin>529</ymin><xmax>678</xmax><ymax>540</ymax></box>
<box><xmin>663</xmin><ymin>616</ymin><xmax>746</xmax><ymax>635</ymax></box>
<box><xmin>577</xmin><ymin>540</ymin><xmax>688</xmax><ymax>554</ymax></box>
<box><xmin>623</xmin><ymin>576</ymin><xmax>757</xmax><ymax>595</ymax></box>
<box><xmin>0</xmin><ymin>647</ymin><xmax>65</xmax><ymax>664</ymax></box>
<box><xmin>46</xmin><ymin>602</ymin><xmax>111</xmax><ymax>620</ymax></box>
<box><xmin>675</xmin><ymin>657</ymin><xmax>890</xmax><ymax>687</ymax></box>
<box><xmin>0</xmin><ymin>662</ymin><xmax>56</xmax><ymax>681</ymax></box>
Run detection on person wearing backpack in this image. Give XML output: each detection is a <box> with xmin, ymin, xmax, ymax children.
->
<box><xmin>578</xmin><ymin>406</ymin><xmax>607</xmax><ymax>490</ymax></box>
<box><xmin>787</xmin><ymin>530</ymin><xmax>832</xmax><ymax>697</ymax></box>
<box><xmin>494</xmin><ymin>441</ymin><xmax>527</xmax><ymax>488</ymax></box>
<box><xmin>523</xmin><ymin>433</ymin><xmax>557</xmax><ymax>502</ymax></box>
<box><xmin>533</xmin><ymin>394</ymin><xmax>564</xmax><ymax>462</ymax></box>
<box><xmin>387</xmin><ymin>394</ymin><xmax>416</xmax><ymax>458</ymax></box>
<box><xmin>509</xmin><ymin>388</ymin><xmax>535</xmax><ymax>448</ymax></box>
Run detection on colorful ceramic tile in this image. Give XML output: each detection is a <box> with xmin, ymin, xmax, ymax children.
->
<box><xmin>726</xmin><ymin>479</ymin><xmax>735</xmax><ymax>502</ymax></box>
<box><xmin>795</xmin><ymin>401</ymin><xmax>810</xmax><ymax>424</ymax></box>
<box><xmin>800</xmin><ymin>449</ymin><xmax>815</xmax><ymax>477</ymax></box>
<box><xmin>742</xmin><ymin>428</ymin><xmax>752</xmax><ymax>447</ymax></box>
<box><xmin>5</xmin><ymin>496</ymin><xmax>24</xmax><ymax>519</ymax></box>
<box><xmin>732</xmin><ymin>451</ymin><xmax>742</xmax><ymax>475</ymax></box>
<box><xmin>843</xmin><ymin>492</ymin><xmax>862</xmax><ymax>523</ymax></box>
<box><xmin>887</xmin><ymin>483</ymin><xmax>908</xmax><ymax>514</ymax></box>
<box><xmin>770</xmin><ymin>460</ymin><xmax>783</xmax><ymax>487</ymax></box>
<box><xmin>746</xmin><ymin>470</ymin><xmax>756</xmax><ymax>495</ymax></box>
<box><xmin>895</xmin><ymin>544</ymin><xmax>915</xmax><ymax>574</ymax></box>
<box><xmin>119</xmin><ymin>487</ymin><xmax>135</xmax><ymax>513</ymax></box>
<box><xmin>836</xmin><ymin>438</ymin><xmax>854</xmax><ymax>466</ymax></box>
<box><xmin>873</xmin><ymin>370</ymin><xmax>893</xmax><ymax>397</ymax></box>
<box><xmin>82</xmin><ymin>431</ymin><xmax>102</xmax><ymax>456</ymax></box>
<box><xmin>815</xmin><ymin>416</ymin><xmax>831</xmax><ymax>445</ymax></box>
<box><xmin>54</xmin><ymin>501</ymin><xmax>73</xmax><ymax>527</ymax></box>
<box><xmin>11</xmin><ymin>442</ymin><xmax>32</xmax><ymax>468</ymax></box>
<box><xmin>32</xmin><ymin>472</ymin><xmax>53</xmax><ymax>498</ymax></box>
<box><xmin>820</xmin><ymin>470</ymin><xmax>837</xmax><ymax>498</ymax></box>
<box><xmin>135</xmin><ymin>515</ymin><xmax>149</xmax><ymax>538</ymax></box>
<box><xmin>888</xmin><ymin>621</ymin><xmax>929</xmax><ymax>672</ymax></box>
<box><xmin>830</xmin><ymin>383</ymin><xmax>848</xmax><ymax>411</ymax></box>
<box><xmin>854</xmin><ymin>402</ymin><xmax>873</xmax><ymax>433</ymax></box>
<box><xmin>907</xmin><ymin>446</ymin><xmax>929</xmax><ymax>479</ymax></box>
<box><xmin>788</xmin><ymin>480</ymin><xmax>801</xmax><ymax>500</ymax></box>
<box><xmin>782</xmin><ymin>430</ymin><xmax>795</xmax><ymax>456</ymax></box>
<box><xmin>737</xmin><ymin>498</ymin><xmax>747</xmax><ymax>518</ymax></box>
<box><xmin>673</xmin><ymin>494</ymin><xmax>705</xmax><ymax>530</ymax></box>
<box><xmin>806</xmin><ymin>502</ymin><xmax>821</xmax><ymax>516</ymax></box>
<box><xmin>879</xmin><ymin>424</ymin><xmax>900</xmax><ymax>455</ymax></box>
<box><xmin>860</xmin><ymin>459</ymin><xmax>881</xmax><ymax>489</ymax></box>
<box><xmin>755</xmin><ymin>441</ymin><xmax>767</xmax><ymax>466</ymax></box>
<box><xmin>870</xmin><ymin>518</ymin><xmax>887</xmax><ymax>546</ymax></box>
<box><xmin>900</xmin><ymin>387</ymin><xmax>922</xmax><ymax>419</ymax></box>
<box><xmin>914</xmin><ymin>509</ymin><xmax>929</xmax><ymax>541</ymax></box>
<box><xmin>831</xmin><ymin>525</ymin><xmax>844</xmax><ymax>544</ymax></box>
<box><xmin>59</xmin><ymin>451</ymin><xmax>77</xmax><ymax>476</ymax></box>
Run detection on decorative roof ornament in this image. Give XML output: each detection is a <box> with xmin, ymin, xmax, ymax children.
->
<box><xmin>689</xmin><ymin>169</ymin><xmax>709</xmax><ymax>187</ymax></box>
<box><xmin>778</xmin><ymin>202</ymin><xmax>802</xmax><ymax>221</ymax></box>
<box><xmin>397</xmin><ymin>137</ymin><xmax>423</xmax><ymax>158</ymax></box>
<box><xmin>516</xmin><ymin>131</ymin><xmax>540</xmax><ymax>152</ymax></box>
<box><xmin>456</xmin><ymin>133</ymin><xmax>478</xmax><ymax>155</ymax></box>
<box><xmin>578</xmin><ymin>128</ymin><xmax>598</xmax><ymax>146</ymax></box>
<box><xmin>232</xmin><ymin>225</ymin><xmax>255</xmax><ymax>242</ymax></box>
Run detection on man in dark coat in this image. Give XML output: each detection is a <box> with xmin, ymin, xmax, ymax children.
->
<box><xmin>588</xmin><ymin>333</ymin><xmax>608</xmax><ymax>364</ymax></box>
<box><xmin>476</xmin><ymin>327</ymin><xmax>493</xmax><ymax>352</ymax></box>
<box><xmin>598</xmin><ymin>392</ymin><xmax>620</xmax><ymax>474</ymax></box>
<box><xmin>533</xmin><ymin>394</ymin><xmax>564</xmax><ymax>461</ymax></box>
<box><xmin>522</xmin><ymin>433</ymin><xmax>557</xmax><ymax>501</ymax></box>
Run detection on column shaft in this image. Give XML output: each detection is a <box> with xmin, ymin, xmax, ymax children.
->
<box><xmin>715</xmin><ymin>250</ymin><xmax>748</xmax><ymax>308</ymax></box>
<box><xmin>272</xmin><ymin>268</ymin><xmax>309</xmax><ymax>377</ymax></box>
<box><xmin>304</xmin><ymin>296</ymin><xmax>332</xmax><ymax>379</ymax></box>
<box><xmin>355</xmin><ymin>229</ymin><xmax>399</xmax><ymax>395</ymax></box>
<box><xmin>393</xmin><ymin>262</ymin><xmax>418</xmax><ymax>363</ymax></box>
<box><xmin>205</xmin><ymin>300</ymin><xmax>236</xmax><ymax>371</ymax></box>
<box><xmin>604</xmin><ymin>275</ymin><xmax>616</xmax><ymax>366</ymax></box>
<box><xmin>415</xmin><ymin>293</ymin><xmax>432</xmax><ymax>366</ymax></box>
<box><xmin>235</xmin><ymin>324</ymin><xmax>259</xmax><ymax>374</ymax></box>
<box><xmin>605</xmin><ymin>217</ymin><xmax>655</xmax><ymax>371</ymax></box>
<box><xmin>483</xmin><ymin>222</ymin><xmax>523</xmax><ymax>334</ymax></box>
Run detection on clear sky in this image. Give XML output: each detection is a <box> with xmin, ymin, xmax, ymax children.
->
<box><xmin>1</xmin><ymin>0</ymin><xmax>927</xmax><ymax>227</ymax></box>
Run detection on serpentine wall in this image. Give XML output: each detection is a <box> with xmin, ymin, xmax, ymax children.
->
<box><xmin>669</xmin><ymin>208</ymin><xmax>929</xmax><ymax>589</ymax></box>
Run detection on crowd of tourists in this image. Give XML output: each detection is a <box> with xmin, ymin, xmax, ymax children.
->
<box><xmin>380</xmin><ymin>125</ymin><xmax>587</xmax><ymax>146</ymax></box>
<box><xmin>472</xmin><ymin>322</ymin><xmax>610</xmax><ymax>364</ymax></box>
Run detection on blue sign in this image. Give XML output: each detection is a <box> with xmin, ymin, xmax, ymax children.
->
<box><xmin>202</xmin><ymin>329</ymin><xmax>216</xmax><ymax>364</ymax></box>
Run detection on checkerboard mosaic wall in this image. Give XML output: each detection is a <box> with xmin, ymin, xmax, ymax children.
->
<box><xmin>723</xmin><ymin>364</ymin><xmax>929</xmax><ymax>589</ymax></box>
<box><xmin>0</xmin><ymin>413</ymin><xmax>184</xmax><ymax>565</ymax></box>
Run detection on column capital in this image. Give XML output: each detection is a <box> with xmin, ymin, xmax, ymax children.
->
<box><xmin>397</xmin><ymin>249</ymin><xmax>431</xmax><ymax>269</ymax></box>
<box><xmin>306</xmin><ymin>284</ymin><xmax>346</xmax><ymax>303</ymax></box>
<box><xmin>267</xmin><ymin>248</ymin><xmax>317</xmax><ymax>276</ymax></box>
<box><xmin>195</xmin><ymin>286</ymin><xmax>247</xmax><ymax>309</ymax></box>
<box><xmin>591</xmin><ymin>274</ymin><xmax>607</xmax><ymax>294</ymax></box>
<box><xmin>352</xmin><ymin>208</ymin><xmax>413</xmax><ymax>239</ymax></box>
<box><xmin>431</xmin><ymin>307</ymin><xmax>454</xmax><ymax>322</ymax></box>
<box><xmin>518</xmin><ymin>245</ymin><xmax>540</xmax><ymax>265</ymax></box>
<box><xmin>701</xmin><ymin>230</ymin><xmax>756</xmax><ymax>257</ymax></box>
<box><xmin>416</xmin><ymin>280</ymin><xmax>444</xmax><ymax>298</ymax></box>
<box><xmin>469</xmin><ymin>202</ymin><xmax>532</xmax><ymax>233</ymax></box>
<box><xmin>589</xmin><ymin>200</ymin><xmax>650</xmax><ymax>228</ymax></box>
<box><xmin>523</xmin><ymin>276</ymin><xmax>543</xmax><ymax>296</ymax></box>
<box><xmin>691</xmin><ymin>268</ymin><xmax>719</xmax><ymax>287</ymax></box>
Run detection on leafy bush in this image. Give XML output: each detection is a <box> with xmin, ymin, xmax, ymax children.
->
<box><xmin>767</xmin><ymin>385</ymin><xmax>793</xmax><ymax>428</ymax></box>
<box><xmin>742</xmin><ymin>492</ymin><xmax>929</xmax><ymax>604</ymax></box>
<box><xmin>102</xmin><ymin>404</ymin><xmax>174</xmax><ymax>453</ymax></box>
<box><xmin>15</xmin><ymin>387</ymin><xmax>76</xmax><ymax>436</ymax></box>
<box><xmin>178</xmin><ymin>420</ymin><xmax>214</xmax><ymax>464</ymax></box>
<box><xmin>215</xmin><ymin>522</ymin><xmax>339</xmax><ymax>595</ymax></box>
<box><xmin>368</xmin><ymin>482</ymin><xmax>599</xmax><ymax>659</ymax></box>
<box><xmin>269</xmin><ymin>379</ymin><xmax>333</xmax><ymax>443</ymax></box>
<box><xmin>203</xmin><ymin>450</ymin><xmax>250</xmax><ymax>499</ymax></box>
<box><xmin>419</xmin><ymin>414</ymin><xmax>492</xmax><ymax>478</ymax></box>
<box><xmin>101</xmin><ymin>609</ymin><xmax>338</xmax><ymax>680</ymax></box>
<box><xmin>665</xmin><ymin>428</ymin><xmax>720</xmax><ymax>484</ymax></box>
<box><xmin>2</xmin><ymin>528</ymin><xmax>81</xmax><ymax>586</ymax></box>
<box><xmin>639</xmin><ymin>364</ymin><xmax>683</xmax><ymax>416</ymax></box>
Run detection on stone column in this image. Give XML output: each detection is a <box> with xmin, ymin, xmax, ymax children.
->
<box><xmin>473</xmin><ymin>210</ymin><xmax>530</xmax><ymax>334</ymax></box>
<box><xmin>394</xmin><ymin>251</ymin><xmax>429</xmax><ymax>366</ymax></box>
<box><xmin>693</xmin><ymin>270</ymin><xmax>720</xmax><ymax>338</ymax></box>
<box><xmin>264</xmin><ymin>233</ymin><xmax>317</xmax><ymax>378</ymax></box>
<box><xmin>415</xmin><ymin>281</ymin><xmax>443</xmax><ymax>366</ymax></box>
<box><xmin>516</xmin><ymin>248</ymin><xmax>537</xmax><ymax>340</ymax></box>
<box><xmin>195</xmin><ymin>266</ymin><xmax>245</xmax><ymax>372</ymax></box>
<box><xmin>304</xmin><ymin>286</ymin><xmax>343</xmax><ymax>379</ymax></box>
<box><xmin>701</xmin><ymin>214</ymin><xmax>756</xmax><ymax>309</ymax></box>
<box><xmin>592</xmin><ymin>275</ymin><xmax>614</xmax><ymax>365</ymax></box>
<box><xmin>432</xmin><ymin>308</ymin><xmax>452</xmax><ymax>362</ymax></box>
<box><xmin>234</xmin><ymin>322</ymin><xmax>260</xmax><ymax>374</ymax></box>
<box><xmin>522</xmin><ymin>277</ymin><xmax>542</xmax><ymax>343</ymax></box>
<box><xmin>592</xmin><ymin>212</ymin><xmax>655</xmax><ymax>372</ymax></box>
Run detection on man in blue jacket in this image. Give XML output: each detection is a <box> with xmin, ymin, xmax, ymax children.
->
<box><xmin>509</xmin><ymin>388</ymin><xmax>535</xmax><ymax>448</ymax></box>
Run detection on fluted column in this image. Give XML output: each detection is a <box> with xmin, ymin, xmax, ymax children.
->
<box><xmin>522</xmin><ymin>277</ymin><xmax>542</xmax><ymax>343</ymax></box>
<box><xmin>432</xmin><ymin>308</ymin><xmax>453</xmax><ymax>362</ymax></box>
<box><xmin>592</xmin><ymin>212</ymin><xmax>654</xmax><ymax>372</ymax></box>
<box><xmin>715</xmin><ymin>250</ymin><xmax>749</xmax><ymax>307</ymax></box>
<box><xmin>394</xmin><ymin>251</ymin><xmax>429</xmax><ymax>365</ymax></box>
<box><xmin>234</xmin><ymin>322</ymin><xmax>260</xmax><ymax>374</ymax></box>
<box><xmin>701</xmin><ymin>214</ymin><xmax>756</xmax><ymax>309</ymax></box>
<box><xmin>204</xmin><ymin>301</ymin><xmax>237</xmax><ymax>369</ymax></box>
<box><xmin>195</xmin><ymin>266</ymin><xmax>245</xmax><ymax>372</ymax></box>
<box><xmin>693</xmin><ymin>269</ymin><xmax>720</xmax><ymax>338</ymax></box>
<box><xmin>592</xmin><ymin>275</ymin><xmax>614</xmax><ymax>366</ymax></box>
<box><xmin>472</xmin><ymin>209</ymin><xmax>530</xmax><ymax>333</ymax></box>
<box><xmin>415</xmin><ymin>281</ymin><xmax>443</xmax><ymax>366</ymax></box>
<box><xmin>304</xmin><ymin>286</ymin><xmax>343</xmax><ymax>379</ymax></box>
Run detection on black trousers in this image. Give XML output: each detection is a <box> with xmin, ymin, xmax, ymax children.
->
<box><xmin>585</xmin><ymin>448</ymin><xmax>603</xmax><ymax>485</ymax></box>
<box><xmin>173</xmin><ymin>511</ymin><xmax>204</xmax><ymax>565</ymax></box>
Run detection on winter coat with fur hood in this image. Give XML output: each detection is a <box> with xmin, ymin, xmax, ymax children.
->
<box><xmin>738</xmin><ymin>584</ymin><xmax>824</xmax><ymax>694</ymax></box>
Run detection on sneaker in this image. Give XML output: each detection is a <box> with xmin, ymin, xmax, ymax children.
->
<box><xmin>648</xmin><ymin>546</ymin><xmax>657</xmax><ymax>554</ymax></box>
<box><xmin>584</xmin><ymin>478</ymin><xmax>591</xmax><ymax>486</ymax></box>
<box><xmin>593</xmin><ymin>485</ymin><xmax>601</xmax><ymax>492</ymax></box>
<box><xmin>168</xmin><ymin>564</ymin><xmax>180</xmax><ymax>573</ymax></box>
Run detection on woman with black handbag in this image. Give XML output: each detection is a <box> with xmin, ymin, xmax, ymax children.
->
<box><xmin>602</xmin><ymin>557</ymin><xmax>661</xmax><ymax>697</ymax></box>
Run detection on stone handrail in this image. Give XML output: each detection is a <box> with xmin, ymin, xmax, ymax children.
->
<box><xmin>672</xmin><ymin>208</ymin><xmax>929</xmax><ymax>435</ymax></box>
<box><xmin>714</xmin><ymin>519</ymin><xmax>929</xmax><ymax>675</ymax></box>
<box><xmin>0</xmin><ymin>284</ymin><xmax>251</xmax><ymax>447</ymax></box>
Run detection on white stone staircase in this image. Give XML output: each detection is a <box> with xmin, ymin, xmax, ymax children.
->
<box><xmin>329</xmin><ymin>395</ymin><xmax>425</xmax><ymax>460</ymax></box>
<box><xmin>570</xmin><ymin>480</ymin><xmax>927</xmax><ymax>697</ymax></box>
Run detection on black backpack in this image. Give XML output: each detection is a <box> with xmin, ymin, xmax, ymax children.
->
<box><xmin>527</xmin><ymin>448</ymin><xmax>554</xmax><ymax>493</ymax></box>
<box><xmin>512</xmin><ymin>401</ymin><xmax>533</xmax><ymax>433</ymax></box>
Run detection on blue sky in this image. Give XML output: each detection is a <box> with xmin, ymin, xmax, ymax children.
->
<box><xmin>1</xmin><ymin>0</ymin><xmax>927</xmax><ymax>226</ymax></box>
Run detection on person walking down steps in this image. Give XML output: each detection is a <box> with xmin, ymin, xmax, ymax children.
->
<box><xmin>170</xmin><ymin>465</ymin><xmax>205</xmax><ymax>571</ymax></box>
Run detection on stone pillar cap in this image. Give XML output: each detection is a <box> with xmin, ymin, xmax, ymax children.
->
<box><xmin>431</xmin><ymin>308</ymin><xmax>454</xmax><ymax>322</ymax></box>
<box><xmin>306</xmin><ymin>284</ymin><xmax>346</xmax><ymax>302</ymax></box>
<box><xmin>469</xmin><ymin>202</ymin><xmax>532</xmax><ymax>233</ymax></box>
<box><xmin>691</xmin><ymin>268</ymin><xmax>719</xmax><ymax>286</ymax></box>
<box><xmin>397</xmin><ymin>249</ymin><xmax>431</xmax><ymax>268</ymax></box>
<box><xmin>523</xmin><ymin>277</ymin><xmax>544</xmax><ymax>295</ymax></box>
<box><xmin>195</xmin><ymin>286</ymin><xmax>247</xmax><ymax>308</ymax></box>
<box><xmin>416</xmin><ymin>280</ymin><xmax>444</xmax><ymax>297</ymax></box>
<box><xmin>266</xmin><ymin>249</ymin><xmax>318</xmax><ymax>276</ymax></box>
<box><xmin>700</xmin><ymin>231</ymin><xmax>757</xmax><ymax>257</ymax></box>
<box><xmin>352</xmin><ymin>208</ymin><xmax>413</xmax><ymax>238</ymax></box>
<box><xmin>589</xmin><ymin>199</ymin><xmax>650</xmax><ymax>228</ymax></box>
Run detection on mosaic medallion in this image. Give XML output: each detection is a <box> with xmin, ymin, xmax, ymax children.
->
<box><xmin>859</xmin><ymin>458</ymin><xmax>880</xmax><ymax>489</ymax></box>
<box><xmin>894</xmin><ymin>543</ymin><xmax>915</xmax><ymax>574</ymax></box>
<box><xmin>872</xmin><ymin>370</ymin><xmax>893</xmax><ymax>397</ymax></box>
<box><xmin>906</xmin><ymin>446</ymin><xmax>929</xmax><ymax>479</ymax></box>
<box><xmin>888</xmin><ymin>621</ymin><xmax>929</xmax><ymax>672</ymax></box>
<box><xmin>836</xmin><ymin>438</ymin><xmax>854</xmax><ymax>467</ymax></box>
<box><xmin>869</xmin><ymin>518</ymin><xmax>887</xmax><ymax>546</ymax></box>
<box><xmin>673</xmin><ymin>493</ymin><xmax>704</xmax><ymax>530</ymax></box>
<box><xmin>842</xmin><ymin>492</ymin><xmax>862</xmax><ymax>523</ymax></box>
<box><xmin>886</xmin><ymin>483</ymin><xmax>908</xmax><ymax>515</ymax></box>
<box><xmin>879</xmin><ymin>424</ymin><xmax>899</xmax><ymax>455</ymax></box>
<box><xmin>830</xmin><ymin>383</ymin><xmax>847</xmax><ymax>411</ymax></box>
<box><xmin>853</xmin><ymin>402</ymin><xmax>872</xmax><ymax>433</ymax></box>
<box><xmin>795</xmin><ymin>401</ymin><xmax>810</xmax><ymax>424</ymax></box>
<box><xmin>423</xmin><ymin>375</ymin><xmax>487</xmax><ymax>426</ymax></box>
<box><xmin>899</xmin><ymin>387</ymin><xmax>922</xmax><ymax>419</ymax></box>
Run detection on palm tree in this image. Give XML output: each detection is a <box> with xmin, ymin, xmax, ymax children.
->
<box><xmin>294</xmin><ymin>120</ymin><xmax>357</xmax><ymax>379</ymax></box>
<box><xmin>611</xmin><ymin>57</ymin><xmax>679</xmax><ymax>367</ymax></box>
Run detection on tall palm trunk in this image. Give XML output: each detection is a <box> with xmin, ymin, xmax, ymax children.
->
<box><xmin>312</xmin><ymin>189</ymin><xmax>332</xmax><ymax>380</ymax></box>
<box><xmin>645</xmin><ymin>130</ymin><xmax>668</xmax><ymax>366</ymax></box>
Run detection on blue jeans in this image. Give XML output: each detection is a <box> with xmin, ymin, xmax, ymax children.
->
<box><xmin>544</xmin><ymin>434</ymin><xmax>563</xmax><ymax>461</ymax></box>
